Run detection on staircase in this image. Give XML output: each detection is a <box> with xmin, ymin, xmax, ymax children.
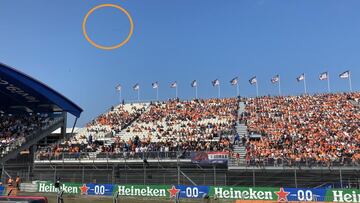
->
<box><xmin>232</xmin><ymin>145</ymin><xmax>247</xmax><ymax>165</ymax></box>
<box><xmin>230</xmin><ymin>101</ymin><xmax>248</xmax><ymax>166</ymax></box>
<box><xmin>236</xmin><ymin>102</ymin><xmax>248</xmax><ymax>139</ymax></box>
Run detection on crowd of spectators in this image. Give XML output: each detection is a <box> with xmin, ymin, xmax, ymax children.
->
<box><xmin>0</xmin><ymin>113</ymin><xmax>55</xmax><ymax>156</ymax></box>
<box><xmin>125</xmin><ymin>98</ymin><xmax>237</xmax><ymax>143</ymax></box>
<box><xmin>86</xmin><ymin>103</ymin><xmax>148</xmax><ymax>134</ymax></box>
<box><xmin>36</xmin><ymin>92</ymin><xmax>360</xmax><ymax>167</ymax></box>
<box><xmin>37</xmin><ymin>103</ymin><xmax>149</xmax><ymax>159</ymax></box>
<box><xmin>37</xmin><ymin>98</ymin><xmax>238</xmax><ymax>159</ymax></box>
<box><xmin>243</xmin><ymin>93</ymin><xmax>360</xmax><ymax>166</ymax></box>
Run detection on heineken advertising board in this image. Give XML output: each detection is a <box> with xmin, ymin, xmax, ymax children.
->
<box><xmin>86</xmin><ymin>184</ymin><xmax>115</xmax><ymax>196</ymax></box>
<box><xmin>177</xmin><ymin>185</ymin><xmax>210</xmax><ymax>199</ymax></box>
<box><xmin>284</xmin><ymin>188</ymin><xmax>327</xmax><ymax>202</ymax></box>
<box><xmin>35</xmin><ymin>182</ymin><xmax>360</xmax><ymax>202</ymax></box>
<box><xmin>37</xmin><ymin>182</ymin><xmax>82</xmax><ymax>194</ymax></box>
<box><xmin>210</xmin><ymin>186</ymin><xmax>277</xmax><ymax>200</ymax></box>
<box><xmin>326</xmin><ymin>189</ymin><xmax>360</xmax><ymax>203</ymax></box>
<box><xmin>114</xmin><ymin>184</ymin><xmax>179</xmax><ymax>198</ymax></box>
<box><xmin>36</xmin><ymin>182</ymin><xmax>180</xmax><ymax>198</ymax></box>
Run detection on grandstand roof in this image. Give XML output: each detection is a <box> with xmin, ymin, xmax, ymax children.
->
<box><xmin>0</xmin><ymin>62</ymin><xmax>83</xmax><ymax>117</ymax></box>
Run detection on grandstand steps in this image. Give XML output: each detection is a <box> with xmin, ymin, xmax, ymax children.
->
<box><xmin>231</xmin><ymin>145</ymin><xmax>247</xmax><ymax>165</ymax></box>
<box><xmin>230</xmin><ymin>101</ymin><xmax>248</xmax><ymax>166</ymax></box>
<box><xmin>236</xmin><ymin>101</ymin><xmax>248</xmax><ymax>138</ymax></box>
<box><xmin>233</xmin><ymin>146</ymin><xmax>246</xmax><ymax>154</ymax></box>
<box><xmin>236</xmin><ymin>127</ymin><xmax>247</xmax><ymax>134</ymax></box>
<box><xmin>238</xmin><ymin>101</ymin><xmax>246</xmax><ymax>111</ymax></box>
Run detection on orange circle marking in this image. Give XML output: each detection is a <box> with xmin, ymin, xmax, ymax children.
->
<box><xmin>82</xmin><ymin>4</ymin><xmax>134</xmax><ymax>50</ymax></box>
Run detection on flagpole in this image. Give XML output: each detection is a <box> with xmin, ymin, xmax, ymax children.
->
<box><xmin>327</xmin><ymin>72</ymin><xmax>331</xmax><ymax>93</ymax></box>
<box><xmin>278</xmin><ymin>76</ymin><xmax>282</xmax><ymax>96</ymax></box>
<box><xmin>236</xmin><ymin>83</ymin><xmax>239</xmax><ymax>97</ymax></box>
<box><xmin>175</xmin><ymin>86</ymin><xmax>178</xmax><ymax>98</ymax></box>
<box><xmin>195</xmin><ymin>85</ymin><xmax>198</xmax><ymax>99</ymax></box>
<box><xmin>119</xmin><ymin>90</ymin><xmax>122</xmax><ymax>104</ymax></box>
<box><xmin>156</xmin><ymin>87</ymin><xmax>159</xmax><ymax>101</ymax></box>
<box><xmin>304</xmin><ymin>74</ymin><xmax>307</xmax><ymax>94</ymax></box>
<box><xmin>218</xmin><ymin>84</ymin><xmax>221</xmax><ymax>98</ymax></box>
<box><xmin>256</xmin><ymin>82</ymin><xmax>259</xmax><ymax>97</ymax></box>
<box><xmin>349</xmin><ymin>71</ymin><xmax>353</xmax><ymax>92</ymax></box>
<box><xmin>138</xmin><ymin>89</ymin><xmax>140</xmax><ymax>102</ymax></box>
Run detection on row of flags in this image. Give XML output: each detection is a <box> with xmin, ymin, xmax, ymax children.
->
<box><xmin>299</xmin><ymin>71</ymin><xmax>350</xmax><ymax>81</ymax></box>
<box><xmin>116</xmin><ymin>71</ymin><xmax>350</xmax><ymax>91</ymax></box>
<box><xmin>248</xmin><ymin>70</ymin><xmax>350</xmax><ymax>85</ymax></box>
<box><xmin>117</xmin><ymin>77</ymin><xmax>239</xmax><ymax>91</ymax></box>
<box><xmin>115</xmin><ymin>70</ymin><xmax>352</xmax><ymax>99</ymax></box>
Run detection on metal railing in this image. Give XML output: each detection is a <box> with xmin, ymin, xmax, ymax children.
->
<box><xmin>229</xmin><ymin>157</ymin><xmax>360</xmax><ymax>168</ymax></box>
<box><xmin>36</xmin><ymin>150</ymin><xmax>360</xmax><ymax>169</ymax></box>
<box><xmin>35</xmin><ymin>151</ymin><xmax>192</xmax><ymax>161</ymax></box>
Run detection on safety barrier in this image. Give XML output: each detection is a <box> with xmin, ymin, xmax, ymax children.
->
<box><xmin>18</xmin><ymin>181</ymin><xmax>360</xmax><ymax>202</ymax></box>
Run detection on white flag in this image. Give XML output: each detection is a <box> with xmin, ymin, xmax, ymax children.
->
<box><xmin>170</xmin><ymin>82</ymin><xmax>177</xmax><ymax>88</ymax></box>
<box><xmin>191</xmin><ymin>80</ymin><xmax>197</xmax><ymax>87</ymax></box>
<box><xmin>230</xmin><ymin>77</ymin><xmax>238</xmax><ymax>86</ymax></box>
<box><xmin>271</xmin><ymin>75</ymin><xmax>279</xmax><ymax>84</ymax></box>
<box><xmin>115</xmin><ymin>84</ymin><xmax>121</xmax><ymax>92</ymax></box>
<box><xmin>249</xmin><ymin>76</ymin><xmax>257</xmax><ymax>85</ymax></box>
<box><xmin>212</xmin><ymin>79</ymin><xmax>220</xmax><ymax>87</ymax></box>
<box><xmin>133</xmin><ymin>83</ymin><xmax>140</xmax><ymax>91</ymax></box>
<box><xmin>339</xmin><ymin>71</ymin><xmax>350</xmax><ymax>79</ymax></box>
<box><xmin>319</xmin><ymin>72</ymin><xmax>328</xmax><ymax>80</ymax></box>
<box><xmin>152</xmin><ymin>82</ymin><xmax>159</xmax><ymax>89</ymax></box>
<box><xmin>297</xmin><ymin>74</ymin><xmax>305</xmax><ymax>82</ymax></box>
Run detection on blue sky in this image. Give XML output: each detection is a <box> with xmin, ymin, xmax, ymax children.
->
<box><xmin>0</xmin><ymin>0</ymin><xmax>359</xmax><ymax>126</ymax></box>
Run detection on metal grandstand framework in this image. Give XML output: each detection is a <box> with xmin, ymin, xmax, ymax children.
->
<box><xmin>0</xmin><ymin>62</ymin><xmax>83</xmax><ymax>183</ymax></box>
<box><xmin>28</xmin><ymin>150</ymin><xmax>360</xmax><ymax>188</ymax></box>
<box><xmin>0</xmin><ymin>62</ymin><xmax>83</xmax><ymax>141</ymax></box>
<box><xmin>27</xmin><ymin>160</ymin><xmax>360</xmax><ymax>188</ymax></box>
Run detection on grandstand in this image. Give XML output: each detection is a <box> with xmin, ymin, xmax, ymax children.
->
<box><xmin>32</xmin><ymin>93</ymin><xmax>359</xmax><ymax>188</ymax></box>
<box><xmin>0</xmin><ymin>62</ymin><xmax>359</xmax><ymax>192</ymax></box>
<box><xmin>242</xmin><ymin>93</ymin><xmax>360</xmax><ymax>167</ymax></box>
<box><xmin>0</xmin><ymin>63</ymin><xmax>83</xmax><ymax>183</ymax></box>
